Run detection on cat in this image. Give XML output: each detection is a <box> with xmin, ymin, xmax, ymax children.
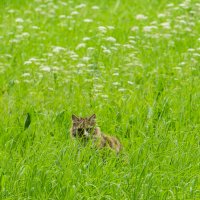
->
<box><xmin>70</xmin><ymin>114</ymin><xmax>122</xmax><ymax>153</ymax></box>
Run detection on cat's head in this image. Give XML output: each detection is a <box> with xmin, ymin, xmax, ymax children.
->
<box><xmin>71</xmin><ymin>114</ymin><xmax>96</xmax><ymax>138</ymax></box>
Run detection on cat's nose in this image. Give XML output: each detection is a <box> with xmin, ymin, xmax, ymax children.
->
<box><xmin>84</xmin><ymin>130</ymin><xmax>89</xmax><ymax>137</ymax></box>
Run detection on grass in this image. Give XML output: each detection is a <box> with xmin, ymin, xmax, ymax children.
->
<box><xmin>0</xmin><ymin>0</ymin><xmax>200</xmax><ymax>199</ymax></box>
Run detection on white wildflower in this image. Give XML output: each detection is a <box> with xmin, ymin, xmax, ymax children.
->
<box><xmin>178</xmin><ymin>62</ymin><xmax>185</xmax><ymax>66</ymax></box>
<box><xmin>9</xmin><ymin>39</ymin><xmax>19</xmax><ymax>44</ymax></box>
<box><xmin>128</xmin><ymin>81</ymin><xmax>134</xmax><ymax>85</ymax></box>
<box><xmin>17</xmin><ymin>25</ymin><xmax>23</xmax><ymax>30</ymax></box>
<box><xmin>174</xmin><ymin>67</ymin><xmax>182</xmax><ymax>70</ymax></box>
<box><xmin>185</xmin><ymin>27</ymin><xmax>192</xmax><ymax>32</ymax></box>
<box><xmin>83</xmin><ymin>37</ymin><xmax>91</xmax><ymax>41</ymax></box>
<box><xmin>52</xmin><ymin>67</ymin><xmax>60</xmax><ymax>71</ymax></box>
<box><xmin>87</xmin><ymin>64</ymin><xmax>95</xmax><ymax>68</ymax></box>
<box><xmin>193</xmin><ymin>53</ymin><xmax>200</xmax><ymax>57</ymax></box>
<box><xmin>123</xmin><ymin>44</ymin><xmax>134</xmax><ymax>49</ymax></box>
<box><xmin>71</xmin><ymin>11</ymin><xmax>79</xmax><ymax>15</ymax></box>
<box><xmin>35</xmin><ymin>7</ymin><xmax>42</xmax><ymax>13</ymax></box>
<box><xmin>166</xmin><ymin>3</ymin><xmax>174</xmax><ymax>7</ymax></box>
<box><xmin>189</xmin><ymin>22</ymin><xmax>195</xmax><ymax>27</ymax></box>
<box><xmin>191</xmin><ymin>58</ymin><xmax>197</xmax><ymax>64</ymax></box>
<box><xmin>52</xmin><ymin>46</ymin><xmax>66</xmax><ymax>53</ymax></box>
<box><xmin>83</xmin><ymin>19</ymin><xmax>93</xmax><ymax>23</ymax></box>
<box><xmin>174</xmin><ymin>24</ymin><xmax>182</xmax><ymax>29</ymax></box>
<box><xmin>129</xmin><ymin>40</ymin><xmax>136</xmax><ymax>44</ymax></box>
<box><xmin>158</xmin><ymin>13</ymin><xmax>166</xmax><ymax>18</ymax></box>
<box><xmin>76</xmin><ymin>43</ymin><xmax>86</xmax><ymax>50</ymax></box>
<box><xmin>32</xmin><ymin>26</ymin><xmax>40</xmax><ymax>30</ymax></box>
<box><xmin>24</xmin><ymin>61</ymin><xmax>32</xmax><ymax>65</ymax></box>
<box><xmin>101</xmin><ymin>94</ymin><xmax>108</xmax><ymax>99</ymax></box>
<box><xmin>188</xmin><ymin>48</ymin><xmax>195</xmax><ymax>52</ymax></box>
<box><xmin>77</xmin><ymin>63</ymin><xmax>86</xmax><ymax>68</ymax></box>
<box><xmin>147</xmin><ymin>107</ymin><xmax>153</xmax><ymax>119</ymax></box>
<box><xmin>98</xmin><ymin>26</ymin><xmax>107</xmax><ymax>33</ymax></box>
<box><xmin>23</xmin><ymin>80</ymin><xmax>33</xmax><ymax>83</ymax></box>
<box><xmin>67</xmin><ymin>15</ymin><xmax>72</xmax><ymax>19</ymax></box>
<box><xmin>40</xmin><ymin>66</ymin><xmax>51</xmax><ymax>72</ymax></box>
<box><xmin>4</xmin><ymin>54</ymin><xmax>12</xmax><ymax>58</ymax></box>
<box><xmin>8</xmin><ymin>9</ymin><xmax>15</xmax><ymax>14</ymax></box>
<box><xmin>22</xmin><ymin>32</ymin><xmax>30</xmax><ymax>37</ymax></box>
<box><xmin>29</xmin><ymin>58</ymin><xmax>39</xmax><ymax>62</ymax></box>
<box><xmin>16</xmin><ymin>18</ymin><xmax>24</xmax><ymax>23</ymax></box>
<box><xmin>59</xmin><ymin>15</ymin><xmax>66</xmax><ymax>19</ymax></box>
<box><xmin>136</xmin><ymin>14</ymin><xmax>148</xmax><ymax>20</ymax></box>
<box><xmin>103</xmin><ymin>49</ymin><xmax>111</xmax><ymax>54</ymax></box>
<box><xmin>105</xmin><ymin>36</ymin><xmax>116</xmax><ymax>43</ymax></box>
<box><xmin>95</xmin><ymin>84</ymin><xmax>103</xmax><ymax>89</ymax></box>
<box><xmin>22</xmin><ymin>73</ymin><xmax>31</xmax><ymax>77</ymax></box>
<box><xmin>179</xmin><ymin>3</ymin><xmax>189</xmax><ymax>9</ymax></box>
<box><xmin>70</xmin><ymin>54</ymin><xmax>79</xmax><ymax>60</ymax></box>
<box><xmin>114</xmin><ymin>43</ymin><xmax>121</xmax><ymax>47</ymax></box>
<box><xmin>196</xmin><ymin>3</ymin><xmax>200</xmax><ymax>7</ymax></box>
<box><xmin>101</xmin><ymin>45</ymin><xmax>107</xmax><ymax>50</ymax></box>
<box><xmin>93</xmin><ymin>88</ymin><xmax>101</xmax><ymax>93</ymax></box>
<box><xmin>110</xmin><ymin>47</ymin><xmax>118</xmax><ymax>51</ymax></box>
<box><xmin>107</xmin><ymin>26</ymin><xmax>115</xmax><ymax>30</ymax></box>
<box><xmin>131</xmin><ymin>26</ymin><xmax>139</xmax><ymax>32</ymax></box>
<box><xmin>47</xmin><ymin>53</ymin><xmax>53</xmax><ymax>57</ymax></box>
<box><xmin>87</xmin><ymin>47</ymin><xmax>95</xmax><ymax>51</ymax></box>
<box><xmin>143</xmin><ymin>26</ymin><xmax>157</xmax><ymax>32</ymax></box>
<box><xmin>179</xmin><ymin>19</ymin><xmax>187</xmax><ymax>25</ymax></box>
<box><xmin>82</xmin><ymin>56</ymin><xmax>90</xmax><ymax>62</ymax></box>
<box><xmin>113</xmin><ymin>72</ymin><xmax>119</xmax><ymax>76</ymax></box>
<box><xmin>118</xmin><ymin>88</ymin><xmax>126</xmax><ymax>92</ymax></box>
<box><xmin>160</xmin><ymin>22</ymin><xmax>171</xmax><ymax>29</ymax></box>
<box><xmin>164</xmin><ymin>34</ymin><xmax>172</xmax><ymax>39</ymax></box>
<box><xmin>151</xmin><ymin>21</ymin><xmax>157</xmax><ymax>25</ymax></box>
<box><xmin>112</xmin><ymin>82</ymin><xmax>120</xmax><ymax>86</ymax></box>
<box><xmin>129</xmin><ymin>36</ymin><xmax>135</xmax><ymax>39</ymax></box>
<box><xmin>76</xmin><ymin>4</ymin><xmax>86</xmax><ymax>9</ymax></box>
<box><xmin>8</xmin><ymin>32</ymin><xmax>14</xmax><ymax>36</ymax></box>
<box><xmin>92</xmin><ymin>6</ymin><xmax>99</xmax><ymax>10</ymax></box>
<box><xmin>26</xmin><ymin>18</ymin><xmax>32</xmax><ymax>23</ymax></box>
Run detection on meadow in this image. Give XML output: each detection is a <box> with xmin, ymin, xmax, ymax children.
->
<box><xmin>0</xmin><ymin>0</ymin><xmax>200</xmax><ymax>199</ymax></box>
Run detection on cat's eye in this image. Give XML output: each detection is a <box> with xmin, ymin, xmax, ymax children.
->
<box><xmin>77</xmin><ymin>128</ymin><xmax>84</xmax><ymax>133</ymax></box>
<box><xmin>86</xmin><ymin>128</ymin><xmax>93</xmax><ymax>132</ymax></box>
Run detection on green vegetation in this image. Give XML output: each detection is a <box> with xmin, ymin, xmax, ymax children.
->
<box><xmin>0</xmin><ymin>0</ymin><xmax>200</xmax><ymax>199</ymax></box>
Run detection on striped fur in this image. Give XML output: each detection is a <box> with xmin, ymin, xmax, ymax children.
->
<box><xmin>70</xmin><ymin>114</ymin><xmax>122</xmax><ymax>153</ymax></box>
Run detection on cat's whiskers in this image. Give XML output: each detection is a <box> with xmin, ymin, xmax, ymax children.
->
<box><xmin>84</xmin><ymin>129</ymin><xmax>89</xmax><ymax>137</ymax></box>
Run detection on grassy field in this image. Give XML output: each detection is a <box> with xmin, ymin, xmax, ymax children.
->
<box><xmin>0</xmin><ymin>0</ymin><xmax>200</xmax><ymax>199</ymax></box>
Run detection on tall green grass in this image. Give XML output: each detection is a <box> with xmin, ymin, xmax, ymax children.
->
<box><xmin>0</xmin><ymin>0</ymin><xmax>200</xmax><ymax>199</ymax></box>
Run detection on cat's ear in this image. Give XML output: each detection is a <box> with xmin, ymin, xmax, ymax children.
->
<box><xmin>72</xmin><ymin>114</ymin><xmax>79</xmax><ymax>122</ymax></box>
<box><xmin>89</xmin><ymin>114</ymin><xmax>96</xmax><ymax>122</ymax></box>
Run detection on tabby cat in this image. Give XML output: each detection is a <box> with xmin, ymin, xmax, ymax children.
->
<box><xmin>70</xmin><ymin>114</ymin><xmax>121</xmax><ymax>153</ymax></box>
